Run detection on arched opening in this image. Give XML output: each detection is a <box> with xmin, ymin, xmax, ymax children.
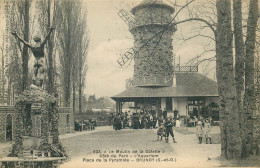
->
<box><xmin>66</xmin><ymin>114</ymin><xmax>70</xmax><ymax>133</ymax></box>
<box><xmin>6</xmin><ymin>114</ymin><xmax>12</xmax><ymax>141</ymax></box>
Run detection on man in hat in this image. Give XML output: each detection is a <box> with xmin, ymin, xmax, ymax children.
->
<box><xmin>163</xmin><ymin>108</ymin><xmax>167</xmax><ymax>119</ymax></box>
<box><xmin>173</xmin><ymin>108</ymin><xmax>179</xmax><ymax>121</ymax></box>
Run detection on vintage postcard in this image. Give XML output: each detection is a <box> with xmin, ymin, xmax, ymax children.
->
<box><xmin>0</xmin><ymin>0</ymin><xmax>259</xmax><ymax>167</ymax></box>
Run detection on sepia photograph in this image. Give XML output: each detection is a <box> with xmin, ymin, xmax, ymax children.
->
<box><xmin>0</xmin><ymin>0</ymin><xmax>259</xmax><ymax>167</ymax></box>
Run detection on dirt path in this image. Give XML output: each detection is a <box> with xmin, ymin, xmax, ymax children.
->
<box><xmin>167</xmin><ymin>129</ymin><xmax>221</xmax><ymax>167</ymax></box>
<box><xmin>0</xmin><ymin>127</ymin><xmax>111</xmax><ymax>158</ymax></box>
<box><xmin>60</xmin><ymin>127</ymin><xmax>221</xmax><ymax>168</ymax></box>
<box><xmin>1</xmin><ymin>126</ymin><xmax>222</xmax><ymax>167</ymax></box>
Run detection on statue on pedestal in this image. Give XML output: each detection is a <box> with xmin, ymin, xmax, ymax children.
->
<box><xmin>11</xmin><ymin>27</ymin><xmax>55</xmax><ymax>87</ymax></box>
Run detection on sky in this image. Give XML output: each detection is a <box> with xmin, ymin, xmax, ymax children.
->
<box><xmin>0</xmin><ymin>0</ymin><xmax>217</xmax><ymax>98</ymax></box>
<box><xmin>84</xmin><ymin>0</ymin><xmax>216</xmax><ymax>98</ymax></box>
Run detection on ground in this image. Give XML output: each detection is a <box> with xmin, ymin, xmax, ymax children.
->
<box><xmin>0</xmin><ymin>126</ymin><xmax>259</xmax><ymax>168</ymax></box>
<box><xmin>60</xmin><ymin>126</ymin><xmax>221</xmax><ymax>168</ymax></box>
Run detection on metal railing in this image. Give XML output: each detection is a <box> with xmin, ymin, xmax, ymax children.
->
<box><xmin>174</xmin><ymin>66</ymin><xmax>198</xmax><ymax>72</ymax></box>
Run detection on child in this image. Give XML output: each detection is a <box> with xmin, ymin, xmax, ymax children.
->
<box><xmin>175</xmin><ymin>118</ymin><xmax>181</xmax><ymax>128</ymax></box>
<box><xmin>164</xmin><ymin>117</ymin><xmax>177</xmax><ymax>143</ymax></box>
<box><xmin>158</xmin><ymin>116</ymin><xmax>164</xmax><ymax>126</ymax></box>
<box><xmin>157</xmin><ymin>123</ymin><xmax>165</xmax><ymax>141</ymax></box>
<box><xmin>204</xmin><ymin>119</ymin><xmax>212</xmax><ymax>144</ymax></box>
<box><xmin>196</xmin><ymin>121</ymin><xmax>203</xmax><ymax>144</ymax></box>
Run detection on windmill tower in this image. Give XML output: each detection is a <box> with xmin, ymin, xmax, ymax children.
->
<box><xmin>118</xmin><ymin>0</ymin><xmax>176</xmax><ymax>86</ymax></box>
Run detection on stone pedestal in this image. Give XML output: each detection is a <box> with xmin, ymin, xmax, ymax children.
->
<box><xmin>22</xmin><ymin>136</ymin><xmax>41</xmax><ymax>148</ymax></box>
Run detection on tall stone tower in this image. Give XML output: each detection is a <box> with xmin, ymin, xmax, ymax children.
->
<box><xmin>130</xmin><ymin>0</ymin><xmax>176</xmax><ymax>86</ymax></box>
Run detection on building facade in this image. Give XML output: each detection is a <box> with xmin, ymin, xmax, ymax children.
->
<box><xmin>112</xmin><ymin>72</ymin><xmax>219</xmax><ymax>121</ymax></box>
<box><xmin>0</xmin><ymin>106</ymin><xmax>74</xmax><ymax>142</ymax></box>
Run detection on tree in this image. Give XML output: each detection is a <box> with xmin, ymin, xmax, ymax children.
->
<box><xmin>244</xmin><ymin>0</ymin><xmax>259</xmax><ymax>155</ymax></box>
<box><xmin>54</xmin><ymin>0</ymin><xmax>88</xmax><ymax>109</ymax></box>
<box><xmin>20</xmin><ymin>0</ymin><xmax>30</xmax><ymax>92</ymax></box>
<box><xmin>87</xmin><ymin>95</ymin><xmax>97</xmax><ymax>111</ymax></box>
<box><xmin>215</xmin><ymin>0</ymin><xmax>242</xmax><ymax>158</ymax></box>
<box><xmin>54</xmin><ymin>0</ymin><xmax>74</xmax><ymax>107</ymax></box>
<box><xmin>74</xmin><ymin>5</ymin><xmax>88</xmax><ymax>114</ymax></box>
<box><xmin>0</xmin><ymin>35</ymin><xmax>5</xmax><ymax>104</ymax></box>
<box><xmin>4</xmin><ymin>0</ymin><xmax>30</xmax><ymax>105</ymax></box>
<box><xmin>233</xmin><ymin>0</ymin><xmax>246</xmax><ymax>157</ymax></box>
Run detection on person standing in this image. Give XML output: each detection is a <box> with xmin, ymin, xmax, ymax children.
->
<box><xmin>158</xmin><ymin>116</ymin><xmax>164</xmax><ymax>126</ymax></box>
<box><xmin>158</xmin><ymin>108</ymin><xmax>163</xmax><ymax>117</ymax></box>
<box><xmin>109</xmin><ymin>113</ymin><xmax>114</xmax><ymax>127</ymax></box>
<box><xmin>196</xmin><ymin>121</ymin><xmax>204</xmax><ymax>144</ymax></box>
<box><xmin>175</xmin><ymin>118</ymin><xmax>181</xmax><ymax>128</ymax></box>
<box><xmin>152</xmin><ymin>114</ymin><xmax>157</xmax><ymax>128</ymax></box>
<box><xmin>164</xmin><ymin>117</ymin><xmax>177</xmax><ymax>143</ymax></box>
<box><xmin>163</xmin><ymin>108</ymin><xmax>167</xmax><ymax>119</ymax></box>
<box><xmin>151</xmin><ymin>107</ymin><xmax>156</xmax><ymax>116</ymax></box>
<box><xmin>173</xmin><ymin>108</ymin><xmax>179</xmax><ymax>120</ymax></box>
<box><xmin>204</xmin><ymin>119</ymin><xmax>212</xmax><ymax>144</ymax></box>
<box><xmin>132</xmin><ymin>113</ymin><xmax>140</xmax><ymax>129</ymax></box>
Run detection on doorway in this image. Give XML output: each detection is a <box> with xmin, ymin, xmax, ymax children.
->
<box><xmin>66</xmin><ymin>114</ymin><xmax>70</xmax><ymax>133</ymax></box>
<box><xmin>6</xmin><ymin>114</ymin><xmax>12</xmax><ymax>141</ymax></box>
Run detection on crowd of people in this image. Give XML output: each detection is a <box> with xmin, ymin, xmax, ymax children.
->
<box><xmin>74</xmin><ymin>119</ymin><xmax>97</xmax><ymax>131</ymax></box>
<box><xmin>109</xmin><ymin>107</ymin><xmax>180</xmax><ymax>143</ymax></box>
<box><xmin>109</xmin><ymin>107</ymin><xmax>213</xmax><ymax>144</ymax></box>
<box><xmin>109</xmin><ymin>107</ymin><xmax>177</xmax><ymax>130</ymax></box>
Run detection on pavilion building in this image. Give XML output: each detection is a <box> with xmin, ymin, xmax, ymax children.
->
<box><xmin>111</xmin><ymin>0</ymin><xmax>219</xmax><ymax>121</ymax></box>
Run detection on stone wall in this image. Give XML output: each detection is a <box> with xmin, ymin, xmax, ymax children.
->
<box><xmin>0</xmin><ymin>106</ymin><xmax>16</xmax><ymax>142</ymax></box>
<box><xmin>59</xmin><ymin>107</ymin><xmax>74</xmax><ymax>135</ymax></box>
<box><xmin>131</xmin><ymin>3</ymin><xmax>175</xmax><ymax>86</ymax></box>
<box><xmin>0</xmin><ymin>106</ymin><xmax>74</xmax><ymax>142</ymax></box>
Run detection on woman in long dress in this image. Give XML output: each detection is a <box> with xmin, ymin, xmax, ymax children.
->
<box><xmin>204</xmin><ymin>119</ymin><xmax>212</xmax><ymax>144</ymax></box>
<box><xmin>196</xmin><ymin>121</ymin><xmax>204</xmax><ymax>144</ymax></box>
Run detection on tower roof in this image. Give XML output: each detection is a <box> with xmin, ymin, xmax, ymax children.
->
<box><xmin>131</xmin><ymin>0</ymin><xmax>175</xmax><ymax>15</ymax></box>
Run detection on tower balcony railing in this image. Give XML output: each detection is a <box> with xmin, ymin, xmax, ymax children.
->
<box><xmin>130</xmin><ymin>20</ymin><xmax>176</xmax><ymax>31</ymax></box>
<box><xmin>126</xmin><ymin>76</ymin><xmax>173</xmax><ymax>87</ymax></box>
<box><xmin>174</xmin><ymin>66</ymin><xmax>198</xmax><ymax>72</ymax></box>
<box><xmin>125</xmin><ymin>66</ymin><xmax>198</xmax><ymax>88</ymax></box>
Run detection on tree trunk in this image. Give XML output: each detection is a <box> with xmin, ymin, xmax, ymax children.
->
<box><xmin>216</xmin><ymin>0</ymin><xmax>242</xmax><ymax>159</ymax></box>
<box><xmin>63</xmin><ymin>2</ymin><xmax>72</xmax><ymax>107</ymax></box>
<box><xmin>256</xmin><ymin>48</ymin><xmax>260</xmax><ymax>116</ymax></box>
<box><xmin>72</xmin><ymin>75</ymin><xmax>76</xmax><ymax>114</ymax></box>
<box><xmin>244</xmin><ymin>0</ymin><xmax>259</xmax><ymax>154</ymax></box>
<box><xmin>233</xmin><ymin>0</ymin><xmax>247</xmax><ymax>158</ymax></box>
<box><xmin>22</xmin><ymin>0</ymin><xmax>30</xmax><ymax>91</ymax></box>
<box><xmin>1</xmin><ymin>46</ymin><xmax>5</xmax><ymax>104</ymax></box>
<box><xmin>7</xmin><ymin>78</ymin><xmax>12</xmax><ymax>105</ymax></box>
<box><xmin>79</xmin><ymin>70</ymin><xmax>82</xmax><ymax>114</ymax></box>
<box><xmin>47</xmin><ymin>0</ymin><xmax>54</xmax><ymax>94</ymax></box>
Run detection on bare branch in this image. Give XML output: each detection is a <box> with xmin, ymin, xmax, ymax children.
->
<box><xmin>174</xmin><ymin>18</ymin><xmax>216</xmax><ymax>34</ymax></box>
<box><xmin>178</xmin><ymin>33</ymin><xmax>215</xmax><ymax>41</ymax></box>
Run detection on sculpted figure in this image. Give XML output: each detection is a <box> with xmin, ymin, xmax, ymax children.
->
<box><xmin>11</xmin><ymin>27</ymin><xmax>54</xmax><ymax>87</ymax></box>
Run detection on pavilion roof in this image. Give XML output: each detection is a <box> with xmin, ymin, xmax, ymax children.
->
<box><xmin>111</xmin><ymin>72</ymin><xmax>218</xmax><ymax>101</ymax></box>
